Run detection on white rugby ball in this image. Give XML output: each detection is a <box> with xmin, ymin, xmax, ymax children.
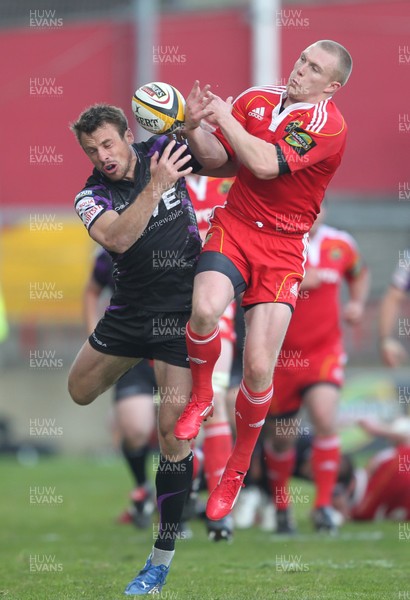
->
<box><xmin>132</xmin><ymin>82</ymin><xmax>185</xmax><ymax>134</ymax></box>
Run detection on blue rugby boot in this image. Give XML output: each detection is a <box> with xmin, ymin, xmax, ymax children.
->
<box><xmin>124</xmin><ymin>555</ymin><xmax>170</xmax><ymax>595</ymax></box>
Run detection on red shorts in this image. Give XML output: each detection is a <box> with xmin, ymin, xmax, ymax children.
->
<box><xmin>351</xmin><ymin>447</ymin><xmax>410</xmax><ymax>521</ymax></box>
<box><xmin>269</xmin><ymin>346</ymin><xmax>345</xmax><ymax>417</ymax></box>
<box><xmin>203</xmin><ymin>206</ymin><xmax>308</xmax><ymax>309</ymax></box>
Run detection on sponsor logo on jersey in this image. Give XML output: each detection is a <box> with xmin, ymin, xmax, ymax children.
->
<box><xmin>248</xmin><ymin>106</ymin><xmax>265</xmax><ymax>120</ymax></box>
<box><xmin>83</xmin><ymin>205</ymin><xmax>104</xmax><ymax>228</ymax></box>
<box><xmin>329</xmin><ymin>248</ymin><xmax>342</xmax><ymax>261</ymax></box>
<box><xmin>74</xmin><ymin>189</ymin><xmax>93</xmax><ymax>201</ymax></box>
<box><xmin>317</xmin><ymin>268</ymin><xmax>339</xmax><ymax>283</ymax></box>
<box><xmin>218</xmin><ymin>179</ymin><xmax>234</xmax><ymax>195</ymax></box>
<box><xmin>285</xmin><ymin>120</ymin><xmax>303</xmax><ymax>133</ymax></box>
<box><xmin>284</xmin><ymin>128</ymin><xmax>316</xmax><ymax>156</ymax></box>
<box><xmin>91</xmin><ymin>332</ymin><xmax>107</xmax><ymax>347</ymax></box>
<box><xmin>75</xmin><ymin>196</ymin><xmax>96</xmax><ymax>214</ymax></box>
<box><xmin>114</xmin><ymin>202</ymin><xmax>128</xmax><ymax>212</ymax></box>
<box><xmin>75</xmin><ymin>196</ymin><xmax>104</xmax><ymax>228</ymax></box>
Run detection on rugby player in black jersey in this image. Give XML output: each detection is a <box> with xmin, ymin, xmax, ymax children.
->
<box><xmin>84</xmin><ymin>248</ymin><xmax>157</xmax><ymax>529</ymax></box>
<box><xmin>68</xmin><ymin>104</ymin><xmax>211</xmax><ymax>595</ymax></box>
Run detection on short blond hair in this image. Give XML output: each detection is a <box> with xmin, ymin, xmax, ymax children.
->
<box><xmin>316</xmin><ymin>40</ymin><xmax>353</xmax><ymax>86</ymax></box>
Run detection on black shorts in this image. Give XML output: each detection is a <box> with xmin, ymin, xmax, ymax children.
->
<box><xmin>89</xmin><ymin>308</ymin><xmax>190</xmax><ymax>369</ymax></box>
<box><xmin>114</xmin><ymin>360</ymin><xmax>157</xmax><ymax>401</ymax></box>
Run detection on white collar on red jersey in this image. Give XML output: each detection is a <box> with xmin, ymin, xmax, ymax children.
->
<box><xmin>269</xmin><ymin>91</ymin><xmax>315</xmax><ymax>132</ymax></box>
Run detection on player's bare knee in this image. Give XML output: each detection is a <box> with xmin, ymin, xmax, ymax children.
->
<box><xmin>191</xmin><ymin>300</ymin><xmax>220</xmax><ymax>333</ymax></box>
<box><xmin>67</xmin><ymin>377</ymin><xmax>97</xmax><ymax>406</ymax></box>
<box><xmin>243</xmin><ymin>361</ymin><xmax>272</xmax><ymax>390</ymax></box>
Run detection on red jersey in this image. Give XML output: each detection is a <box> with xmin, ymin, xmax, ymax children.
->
<box><xmin>213</xmin><ymin>86</ymin><xmax>347</xmax><ymax>235</ymax></box>
<box><xmin>281</xmin><ymin>225</ymin><xmax>363</xmax><ymax>355</ymax></box>
<box><xmin>351</xmin><ymin>446</ymin><xmax>410</xmax><ymax>521</ymax></box>
<box><xmin>186</xmin><ymin>175</ymin><xmax>234</xmax><ymax>236</ymax></box>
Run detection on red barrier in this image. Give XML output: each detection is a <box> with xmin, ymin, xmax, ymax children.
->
<box><xmin>1</xmin><ymin>2</ymin><xmax>408</xmax><ymax>207</ymax></box>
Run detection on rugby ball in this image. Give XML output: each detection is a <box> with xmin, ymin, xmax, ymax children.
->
<box><xmin>132</xmin><ymin>82</ymin><xmax>185</xmax><ymax>134</ymax></box>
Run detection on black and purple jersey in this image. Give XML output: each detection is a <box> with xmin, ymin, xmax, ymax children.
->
<box><xmin>92</xmin><ymin>248</ymin><xmax>114</xmax><ymax>291</ymax></box>
<box><xmin>74</xmin><ymin>135</ymin><xmax>202</xmax><ymax>313</ymax></box>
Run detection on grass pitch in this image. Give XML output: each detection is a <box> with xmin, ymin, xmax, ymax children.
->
<box><xmin>0</xmin><ymin>456</ymin><xmax>407</xmax><ymax>600</ymax></box>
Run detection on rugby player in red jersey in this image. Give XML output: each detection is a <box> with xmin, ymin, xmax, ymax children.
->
<box><xmin>334</xmin><ymin>417</ymin><xmax>410</xmax><ymax>522</ymax></box>
<box><xmin>174</xmin><ymin>40</ymin><xmax>354</xmax><ymax>521</ymax></box>
<box><xmin>263</xmin><ymin>210</ymin><xmax>369</xmax><ymax>533</ymax></box>
<box><xmin>187</xmin><ymin>175</ymin><xmax>236</xmax><ymax>540</ymax></box>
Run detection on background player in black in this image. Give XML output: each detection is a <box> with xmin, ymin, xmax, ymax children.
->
<box><xmin>68</xmin><ymin>104</ymin><xmax>202</xmax><ymax>595</ymax></box>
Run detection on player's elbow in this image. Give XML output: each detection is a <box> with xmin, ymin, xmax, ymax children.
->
<box><xmin>249</xmin><ymin>162</ymin><xmax>279</xmax><ymax>180</ymax></box>
<box><xmin>246</xmin><ymin>145</ymin><xmax>281</xmax><ymax>179</ymax></box>
<box><xmin>99</xmin><ymin>233</ymin><xmax>132</xmax><ymax>254</ymax></box>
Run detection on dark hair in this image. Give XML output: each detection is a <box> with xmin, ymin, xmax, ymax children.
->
<box><xmin>70</xmin><ymin>104</ymin><xmax>128</xmax><ymax>143</ymax></box>
<box><xmin>316</xmin><ymin>40</ymin><xmax>353</xmax><ymax>86</ymax></box>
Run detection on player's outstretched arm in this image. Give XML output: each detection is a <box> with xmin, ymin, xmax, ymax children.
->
<box><xmin>88</xmin><ymin>141</ymin><xmax>192</xmax><ymax>253</ymax></box>
<box><xmin>205</xmin><ymin>91</ymin><xmax>280</xmax><ymax>180</ymax></box>
<box><xmin>183</xmin><ymin>81</ymin><xmax>233</xmax><ymax>171</ymax></box>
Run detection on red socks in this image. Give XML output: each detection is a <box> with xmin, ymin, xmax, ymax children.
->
<box><xmin>203</xmin><ymin>422</ymin><xmax>233</xmax><ymax>493</ymax></box>
<box><xmin>312</xmin><ymin>435</ymin><xmax>341</xmax><ymax>508</ymax></box>
<box><xmin>185</xmin><ymin>321</ymin><xmax>221</xmax><ymax>403</ymax></box>
<box><xmin>264</xmin><ymin>445</ymin><xmax>296</xmax><ymax>510</ymax></box>
<box><xmin>227</xmin><ymin>380</ymin><xmax>273</xmax><ymax>473</ymax></box>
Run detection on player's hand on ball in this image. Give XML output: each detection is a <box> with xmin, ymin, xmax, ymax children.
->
<box><xmin>184</xmin><ymin>81</ymin><xmax>213</xmax><ymax>131</ymax></box>
<box><xmin>205</xmin><ymin>92</ymin><xmax>234</xmax><ymax>127</ymax></box>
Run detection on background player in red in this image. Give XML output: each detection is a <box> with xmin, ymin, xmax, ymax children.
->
<box><xmin>186</xmin><ymin>174</ymin><xmax>236</xmax><ymax>540</ymax></box>
<box><xmin>333</xmin><ymin>417</ymin><xmax>410</xmax><ymax>522</ymax></box>
<box><xmin>263</xmin><ymin>209</ymin><xmax>370</xmax><ymax>533</ymax></box>
<box><xmin>174</xmin><ymin>40</ymin><xmax>354</xmax><ymax>521</ymax></box>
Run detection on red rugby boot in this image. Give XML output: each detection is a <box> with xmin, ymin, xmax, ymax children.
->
<box><xmin>174</xmin><ymin>394</ymin><xmax>214</xmax><ymax>440</ymax></box>
<box><xmin>206</xmin><ymin>468</ymin><xmax>245</xmax><ymax>520</ymax></box>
